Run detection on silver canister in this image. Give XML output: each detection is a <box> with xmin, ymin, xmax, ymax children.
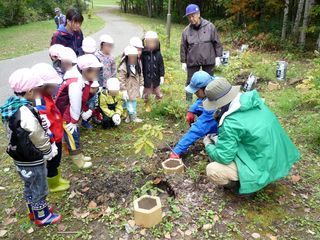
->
<box><xmin>221</xmin><ymin>50</ymin><xmax>230</xmax><ymax>66</ymax></box>
<box><xmin>276</xmin><ymin>61</ymin><xmax>288</xmax><ymax>80</ymax></box>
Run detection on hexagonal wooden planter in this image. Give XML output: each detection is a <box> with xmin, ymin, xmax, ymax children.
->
<box><xmin>133</xmin><ymin>195</ymin><xmax>162</xmax><ymax>228</ymax></box>
<box><xmin>161</xmin><ymin>158</ymin><xmax>185</xmax><ymax>174</ymax></box>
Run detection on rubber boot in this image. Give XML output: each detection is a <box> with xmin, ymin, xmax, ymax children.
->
<box><xmin>71</xmin><ymin>153</ymin><xmax>93</xmax><ymax>169</ymax></box>
<box><xmin>82</xmin><ymin>120</ymin><xmax>93</xmax><ymax>129</ymax></box>
<box><xmin>57</xmin><ymin>169</ymin><xmax>70</xmax><ymax>185</ymax></box>
<box><xmin>47</xmin><ymin>175</ymin><xmax>70</xmax><ymax>193</ymax></box>
<box><xmin>130</xmin><ymin>114</ymin><xmax>143</xmax><ymax>123</ymax></box>
<box><xmin>27</xmin><ymin>196</ymin><xmax>53</xmax><ymax>221</ymax></box>
<box><xmin>145</xmin><ymin>102</ymin><xmax>152</xmax><ymax>112</ymax></box>
<box><xmin>33</xmin><ymin>200</ymin><xmax>61</xmax><ymax>227</ymax></box>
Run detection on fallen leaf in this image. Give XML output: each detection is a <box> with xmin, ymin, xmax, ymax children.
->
<box><xmin>291</xmin><ymin>175</ymin><xmax>301</xmax><ymax>183</ymax></box>
<box><xmin>0</xmin><ymin>230</ymin><xmax>7</xmax><ymax>237</ymax></box>
<box><xmin>109</xmin><ymin>193</ymin><xmax>115</xmax><ymax>198</ymax></box>
<box><xmin>266</xmin><ymin>234</ymin><xmax>277</xmax><ymax>240</ymax></box>
<box><xmin>307</xmin><ymin>229</ymin><xmax>315</xmax><ymax>235</ymax></box>
<box><xmin>5</xmin><ymin>208</ymin><xmax>16</xmax><ymax>216</ymax></box>
<box><xmin>3</xmin><ymin>168</ymin><xmax>10</xmax><ymax>172</ymax></box>
<box><xmin>207</xmin><ymin>188</ymin><xmax>214</xmax><ymax>193</ymax></box>
<box><xmin>177</xmin><ymin>228</ymin><xmax>184</xmax><ymax>237</ymax></box>
<box><xmin>27</xmin><ymin>227</ymin><xmax>34</xmax><ymax>234</ymax></box>
<box><xmin>252</xmin><ymin>233</ymin><xmax>261</xmax><ymax>239</ymax></box>
<box><xmin>88</xmin><ymin>201</ymin><xmax>97</xmax><ymax>209</ymax></box>
<box><xmin>139</xmin><ymin>229</ymin><xmax>146</xmax><ymax>236</ymax></box>
<box><xmin>185</xmin><ymin>230</ymin><xmax>192</xmax><ymax>236</ymax></box>
<box><xmin>68</xmin><ymin>191</ymin><xmax>76</xmax><ymax>199</ymax></box>
<box><xmin>202</xmin><ymin>223</ymin><xmax>213</xmax><ymax>230</ymax></box>
<box><xmin>3</xmin><ymin>217</ymin><xmax>17</xmax><ymax>225</ymax></box>
<box><xmin>164</xmin><ymin>233</ymin><xmax>171</xmax><ymax>239</ymax></box>
<box><xmin>57</xmin><ymin>224</ymin><xmax>66</xmax><ymax>232</ymax></box>
<box><xmin>73</xmin><ymin>209</ymin><xmax>90</xmax><ymax>219</ymax></box>
<box><xmin>153</xmin><ymin>177</ymin><xmax>162</xmax><ymax>184</ymax></box>
<box><xmin>213</xmin><ymin>215</ymin><xmax>219</xmax><ymax>222</ymax></box>
<box><xmin>304</xmin><ymin>208</ymin><xmax>310</xmax><ymax>213</ymax></box>
<box><xmin>81</xmin><ymin>187</ymin><xmax>90</xmax><ymax>193</ymax></box>
<box><xmin>81</xmin><ymin>212</ymin><xmax>90</xmax><ymax>219</ymax></box>
<box><xmin>128</xmin><ymin>220</ymin><xmax>135</xmax><ymax>228</ymax></box>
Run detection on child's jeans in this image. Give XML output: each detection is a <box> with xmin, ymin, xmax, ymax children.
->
<box><xmin>63</xmin><ymin>123</ymin><xmax>80</xmax><ymax>154</ymax></box>
<box><xmin>47</xmin><ymin>142</ymin><xmax>62</xmax><ymax>178</ymax></box>
<box><xmin>144</xmin><ymin>86</ymin><xmax>163</xmax><ymax>101</ymax></box>
<box><xmin>126</xmin><ymin>100</ymin><xmax>137</xmax><ymax>115</ymax></box>
<box><xmin>16</xmin><ymin>164</ymin><xmax>48</xmax><ymax>204</ymax></box>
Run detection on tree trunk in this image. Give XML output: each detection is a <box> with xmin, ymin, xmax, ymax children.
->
<box><xmin>317</xmin><ymin>32</ymin><xmax>320</xmax><ymax>51</ymax></box>
<box><xmin>281</xmin><ymin>0</ymin><xmax>290</xmax><ymax>41</ymax></box>
<box><xmin>293</xmin><ymin>0</ymin><xmax>305</xmax><ymax>36</ymax></box>
<box><xmin>299</xmin><ymin>0</ymin><xmax>315</xmax><ymax>47</ymax></box>
<box><xmin>146</xmin><ymin>0</ymin><xmax>152</xmax><ymax>18</ymax></box>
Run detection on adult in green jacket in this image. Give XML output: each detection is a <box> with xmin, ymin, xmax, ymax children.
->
<box><xmin>202</xmin><ymin>78</ymin><xmax>300</xmax><ymax>194</ymax></box>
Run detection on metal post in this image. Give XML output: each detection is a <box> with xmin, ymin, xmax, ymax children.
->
<box><xmin>166</xmin><ymin>0</ymin><xmax>172</xmax><ymax>47</ymax></box>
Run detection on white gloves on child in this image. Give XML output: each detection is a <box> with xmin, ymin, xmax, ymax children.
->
<box><xmin>81</xmin><ymin>109</ymin><xmax>92</xmax><ymax>121</ymax></box>
<box><xmin>66</xmin><ymin>122</ymin><xmax>77</xmax><ymax>134</ymax></box>
<box><xmin>160</xmin><ymin>76</ymin><xmax>164</xmax><ymax>85</ymax></box>
<box><xmin>112</xmin><ymin>114</ymin><xmax>121</xmax><ymax>126</ymax></box>
<box><xmin>139</xmin><ymin>86</ymin><xmax>144</xmax><ymax>98</ymax></box>
<box><xmin>44</xmin><ymin>143</ymin><xmax>58</xmax><ymax>161</ymax></box>
<box><xmin>215</xmin><ymin>57</ymin><xmax>221</xmax><ymax>67</ymax></box>
<box><xmin>40</xmin><ymin>114</ymin><xmax>50</xmax><ymax>131</ymax></box>
<box><xmin>122</xmin><ymin>91</ymin><xmax>129</xmax><ymax>101</ymax></box>
<box><xmin>181</xmin><ymin>63</ymin><xmax>187</xmax><ymax>72</ymax></box>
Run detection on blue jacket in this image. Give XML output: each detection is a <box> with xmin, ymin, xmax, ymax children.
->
<box><xmin>51</xmin><ymin>25</ymin><xmax>84</xmax><ymax>56</ymax></box>
<box><xmin>173</xmin><ymin>98</ymin><xmax>217</xmax><ymax>155</ymax></box>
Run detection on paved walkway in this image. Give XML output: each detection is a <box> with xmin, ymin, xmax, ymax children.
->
<box><xmin>0</xmin><ymin>6</ymin><xmax>143</xmax><ymax>103</ymax></box>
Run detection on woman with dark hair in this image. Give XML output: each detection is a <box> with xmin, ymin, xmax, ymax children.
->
<box><xmin>51</xmin><ymin>9</ymin><xmax>84</xmax><ymax>56</ymax></box>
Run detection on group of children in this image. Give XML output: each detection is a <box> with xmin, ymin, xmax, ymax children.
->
<box><xmin>0</xmin><ymin>31</ymin><xmax>165</xmax><ymax>227</ymax></box>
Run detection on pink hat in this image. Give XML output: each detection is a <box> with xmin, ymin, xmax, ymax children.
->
<box><xmin>59</xmin><ymin>47</ymin><xmax>77</xmax><ymax>63</ymax></box>
<box><xmin>91</xmin><ymin>81</ymin><xmax>99</xmax><ymax>88</ymax></box>
<box><xmin>31</xmin><ymin>63</ymin><xmax>62</xmax><ymax>85</ymax></box>
<box><xmin>49</xmin><ymin>44</ymin><xmax>65</xmax><ymax>58</ymax></box>
<box><xmin>77</xmin><ymin>54</ymin><xmax>103</xmax><ymax>70</ymax></box>
<box><xmin>9</xmin><ymin>68</ymin><xmax>43</xmax><ymax>93</ymax></box>
<box><xmin>82</xmin><ymin>37</ymin><xmax>97</xmax><ymax>54</ymax></box>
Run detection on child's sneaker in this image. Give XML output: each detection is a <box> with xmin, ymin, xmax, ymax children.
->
<box><xmin>131</xmin><ymin>115</ymin><xmax>143</xmax><ymax>123</ymax></box>
<box><xmin>125</xmin><ymin>116</ymin><xmax>131</xmax><ymax>123</ymax></box>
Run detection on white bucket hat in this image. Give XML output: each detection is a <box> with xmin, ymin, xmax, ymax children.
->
<box><xmin>82</xmin><ymin>37</ymin><xmax>97</xmax><ymax>54</ymax></box>
<box><xmin>124</xmin><ymin>45</ymin><xmax>138</xmax><ymax>56</ymax></box>
<box><xmin>145</xmin><ymin>31</ymin><xmax>158</xmax><ymax>39</ymax></box>
<box><xmin>59</xmin><ymin>47</ymin><xmax>77</xmax><ymax>63</ymax></box>
<box><xmin>106</xmin><ymin>78</ymin><xmax>120</xmax><ymax>91</ymax></box>
<box><xmin>77</xmin><ymin>54</ymin><xmax>103</xmax><ymax>70</ymax></box>
<box><xmin>9</xmin><ymin>68</ymin><xmax>43</xmax><ymax>93</ymax></box>
<box><xmin>49</xmin><ymin>44</ymin><xmax>65</xmax><ymax>58</ymax></box>
<box><xmin>100</xmin><ymin>34</ymin><xmax>114</xmax><ymax>44</ymax></box>
<box><xmin>31</xmin><ymin>63</ymin><xmax>62</xmax><ymax>85</ymax></box>
<box><xmin>130</xmin><ymin>36</ymin><xmax>144</xmax><ymax>49</ymax></box>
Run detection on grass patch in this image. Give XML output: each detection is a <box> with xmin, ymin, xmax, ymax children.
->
<box><xmin>0</xmin><ymin>13</ymin><xmax>104</xmax><ymax>60</ymax></box>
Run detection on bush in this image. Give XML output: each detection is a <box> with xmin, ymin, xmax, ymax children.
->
<box><xmin>0</xmin><ymin>0</ymin><xmax>87</xmax><ymax>27</ymax></box>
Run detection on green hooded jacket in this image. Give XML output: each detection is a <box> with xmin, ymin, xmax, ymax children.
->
<box><xmin>205</xmin><ymin>90</ymin><xmax>300</xmax><ymax>194</ymax></box>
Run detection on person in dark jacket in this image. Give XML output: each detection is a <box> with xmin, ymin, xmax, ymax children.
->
<box><xmin>0</xmin><ymin>68</ymin><xmax>62</xmax><ymax>227</ymax></box>
<box><xmin>180</xmin><ymin>4</ymin><xmax>223</xmax><ymax>101</ymax></box>
<box><xmin>141</xmin><ymin>31</ymin><xmax>165</xmax><ymax>112</ymax></box>
<box><xmin>54</xmin><ymin>7</ymin><xmax>66</xmax><ymax>29</ymax></box>
<box><xmin>51</xmin><ymin>9</ymin><xmax>84</xmax><ymax>56</ymax></box>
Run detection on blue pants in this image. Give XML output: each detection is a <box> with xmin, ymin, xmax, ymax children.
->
<box><xmin>126</xmin><ymin>100</ymin><xmax>137</xmax><ymax>115</ymax></box>
<box><xmin>63</xmin><ymin>124</ymin><xmax>80</xmax><ymax>153</ymax></box>
<box><xmin>16</xmin><ymin>164</ymin><xmax>48</xmax><ymax>204</ymax></box>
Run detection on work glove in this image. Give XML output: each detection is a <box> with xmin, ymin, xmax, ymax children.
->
<box><xmin>40</xmin><ymin>114</ymin><xmax>50</xmax><ymax>131</ymax></box>
<box><xmin>139</xmin><ymin>86</ymin><xmax>144</xmax><ymax>98</ymax></box>
<box><xmin>215</xmin><ymin>57</ymin><xmax>221</xmax><ymax>67</ymax></box>
<box><xmin>66</xmin><ymin>122</ymin><xmax>77</xmax><ymax>134</ymax></box>
<box><xmin>51</xmin><ymin>142</ymin><xmax>58</xmax><ymax>158</ymax></box>
<box><xmin>186</xmin><ymin>112</ymin><xmax>195</xmax><ymax>125</ymax></box>
<box><xmin>112</xmin><ymin>113</ymin><xmax>121</xmax><ymax>126</ymax></box>
<box><xmin>169</xmin><ymin>152</ymin><xmax>180</xmax><ymax>159</ymax></box>
<box><xmin>203</xmin><ymin>135</ymin><xmax>213</xmax><ymax>147</ymax></box>
<box><xmin>181</xmin><ymin>63</ymin><xmax>187</xmax><ymax>72</ymax></box>
<box><xmin>160</xmin><ymin>76</ymin><xmax>164</xmax><ymax>85</ymax></box>
<box><xmin>122</xmin><ymin>90</ymin><xmax>129</xmax><ymax>101</ymax></box>
<box><xmin>81</xmin><ymin>109</ymin><xmax>92</xmax><ymax>121</ymax></box>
